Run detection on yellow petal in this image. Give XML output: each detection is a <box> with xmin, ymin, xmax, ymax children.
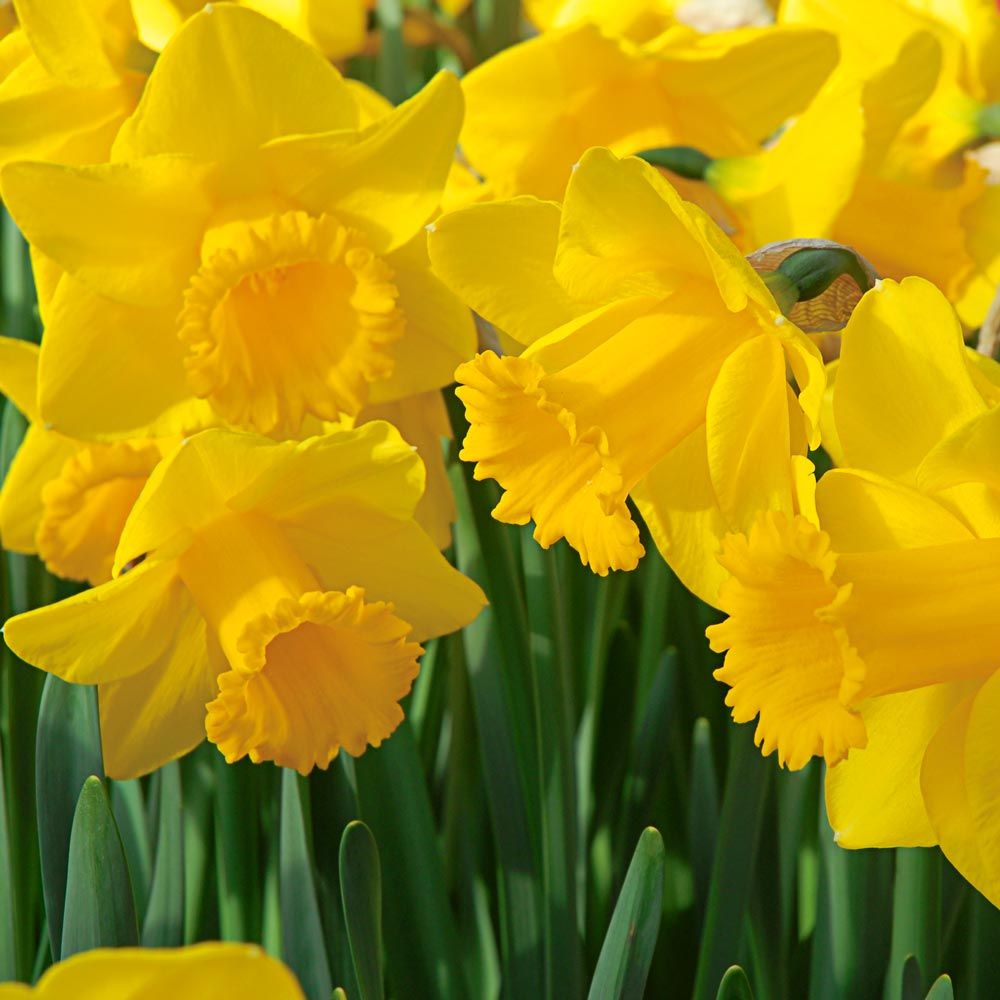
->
<box><xmin>427</xmin><ymin>196</ymin><xmax>585</xmax><ymax>349</ymax></box>
<box><xmin>99</xmin><ymin>600</ymin><xmax>215</xmax><ymax>779</ymax></box>
<box><xmin>283</xmin><ymin>510</ymin><xmax>487</xmax><ymax>643</ymax></box>
<box><xmin>371</xmin><ymin>229</ymin><xmax>477</xmax><ymax>402</ymax></box>
<box><xmin>359</xmin><ymin>391</ymin><xmax>456</xmax><ymax>550</ymax></box>
<box><xmin>23</xmin><ymin>942</ymin><xmax>306</xmax><ymax>998</ymax></box>
<box><xmin>300</xmin><ymin>0</ymin><xmax>368</xmax><ymax>60</ymax></box>
<box><xmin>708</xmin><ymin>82</ymin><xmax>865</xmax><ymax>245</ymax></box>
<box><xmin>3</xmin><ymin>557</ymin><xmax>185</xmax><ymax>684</ymax></box>
<box><xmin>112</xmin><ymin>4</ymin><xmax>358</xmax><ymax>161</ymax></box>
<box><xmin>29</xmin><ymin>247</ymin><xmax>62</xmax><ymax>328</ymax></box>
<box><xmin>918</xmin><ymin>403</ymin><xmax>1000</xmax><ymax>494</ymax></box>
<box><xmin>826</xmin><ymin>681</ymin><xmax>977</xmax><ymax>848</ymax></box>
<box><xmin>921</xmin><ymin>684</ymin><xmax>995</xmax><ymax>905</ymax></box>
<box><xmin>1</xmin><ymin>156</ymin><xmax>213</xmax><ymax>308</ymax></box>
<box><xmin>705</xmin><ymin>334</ymin><xmax>797</xmax><ymax>533</ymax></box>
<box><xmin>267</xmin><ymin>71</ymin><xmax>463</xmax><ymax>253</ymax></box>
<box><xmin>834</xmin><ymin>277</ymin><xmax>986</xmax><ymax>482</ymax></box>
<box><xmin>0</xmin><ymin>334</ymin><xmax>39</xmax><ymax>419</ymax></box>
<box><xmin>816</xmin><ymin>467</ymin><xmax>975</xmax><ymax>551</ymax></box>
<box><xmin>839</xmin><ymin>536</ymin><xmax>1000</xmax><ymax>697</ymax></box>
<box><xmin>36</xmin><ymin>276</ymin><xmax>213</xmax><ymax>440</ymax></box>
<box><xmin>632</xmin><ymin>425</ymin><xmax>731</xmax><ymax>606</ymax></box>
<box><xmin>13</xmin><ymin>0</ymin><xmax>133</xmax><ymax>88</ymax></box>
<box><xmin>555</xmin><ymin>148</ymin><xmax>772</xmax><ymax>312</ymax></box>
<box><xmin>707</xmin><ymin>512</ymin><xmax>867</xmax><ymax>770</ymax></box>
<box><xmin>0</xmin><ymin>424</ymin><xmax>79</xmax><ymax>553</ymax></box>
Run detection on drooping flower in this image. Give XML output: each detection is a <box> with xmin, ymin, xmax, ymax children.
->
<box><xmin>0</xmin><ymin>942</ymin><xmax>306</xmax><ymax>998</ymax></box>
<box><xmin>0</xmin><ymin>336</ymin><xmax>172</xmax><ymax>585</ymax></box>
<box><xmin>705</xmin><ymin>275</ymin><xmax>1000</xmax><ymax>905</ymax></box>
<box><xmin>456</xmin><ymin>22</ymin><xmax>838</xmax><ymax>201</ymax></box>
<box><xmin>4</xmin><ymin>421</ymin><xmax>486</xmax><ymax>779</ymax></box>
<box><xmin>429</xmin><ymin>147</ymin><xmax>824</xmax><ymax>580</ymax></box>
<box><xmin>1</xmin><ymin>5</ymin><xmax>475</xmax><ymax>443</ymax></box>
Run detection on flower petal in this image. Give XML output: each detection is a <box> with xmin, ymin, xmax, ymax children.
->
<box><xmin>427</xmin><ymin>196</ymin><xmax>585</xmax><ymax>348</ymax></box>
<box><xmin>4</xmin><ymin>557</ymin><xmax>185</xmax><ymax>684</ymax></box>
<box><xmin>99</xmin><ymin>595</ymin><xmax>215</xmax><ymax>779</ymax></box>
<box><xmin>834</xmin><ymin>277</ymin><xmax>986</xmax><ymax>483</ymax></box>
<box><xmin>1</xmin><ymin>155</ymin><xmax>213</xmax><ymax>308</ymax></box>
<box><xmin>112</xmin><ymin>4</ymin><xmax>358</xmax><ymax>160</ymax></box>
<box><xmin>0</xmin><ymin>335</ymin><xmax>39</xmax><ymax>420</ymax></box>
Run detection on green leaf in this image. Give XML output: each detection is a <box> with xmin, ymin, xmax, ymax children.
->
<box><xmin>142</xmin><ymin>760</ymin><xmax>184</xmax><ymax>946</ymax></box>
<box><xmin>0</xmin><ymin>737</ymin><xmax>18</xmax><ymax>980</ymax></box>
<box><xmin>886</xmin><ymin>850</ymin><xmax>941</xmax><ymax>1000</ymax></box>
<box><xmin>693</xmin><ymin>727</ymin><xmax>772</xmax><ymax>1000</ymax></box>
<box><xmin>688</xmin><ymin>718</ymin><xmax>720</xmax><ymax>928</ymax></box>
<box><xmin>354</xmin><ymin>720</ymin><xmax>468</xmax><ymax>1000</ymax></box>
<box><xmin>60</xmin><ymin>776</ymin><xmax>138</xmax><ymax>958</ymax></box>
<box><xmin>110</xmin><ymin>781</ymin><xmax>152</xmax><ymax>919</ymax></box>
<box><xmin>901</xmin><ymin>955</ymin><xmax>923</xmax><ymax>1000</ymax></box>
<box><xmin>924</xmin><ymin>975</ymin><xmax>954</xmax><ymax>1000</ymax></box>
<box><xmin>279</xmin><ymin>769</ymin><xmax>332</xmax><ymax>1000</ymax></box>
<box><xmin>339</xmin><ymin>820</ymin><xmax>384</xmax><ymax>1000</ymax></box>
<box><xmin>587</xmin><ymin>827</ymin><xmax>665</xmax><ymax>1000</ymax></box>
<box><xmin>35</xmin><ymin>675</ymin><xmax>103</xmax><ymax>961</ymax></box>
<box><xmin>716</xmin><ymin>966</ymin><xmax>754</xmax><ymax>1000</ymax></box>
<box><xmin>213</xmin><ymin>755</ymin><xmax>261</xmax><ymax>942</ymax></box>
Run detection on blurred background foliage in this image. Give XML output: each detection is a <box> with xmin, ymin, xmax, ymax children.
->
<box><xmin>1</xmin><ymin>0</ymin><xmax>998</xmax><ymax>997</ymax></box>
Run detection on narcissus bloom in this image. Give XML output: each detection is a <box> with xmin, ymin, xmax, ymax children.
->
<box><xmin>0</xmin><ymin>336</ymin><xmax>171</xmax><ymax>585</ymax></box>
<box><xmin>1</xmin><ymin>5</ymin><xmax>474</xmax><ymax>441</ymax></box>
<box><xmin>4</xmin><ymin>422</ymin><xmax>486</xmax><ymax>778</ymax></box>
<box><xmin>0</xmin><ymin>942</ymin><xmax>305</xmax><ymax>998</ymax></box>
<box><xmin>457</xmin><ymin>22</ymin><xmax>838</xmax><ymax>200</ymax></box>
<box><xmin>429</xmin><ymin>148</ymin><xmax>824</xmax><ymax>579</ymax></box>
<box><xmin>706</xmin><ymin>276</ymin><xmax>1000</xmax><ymax>905</ymax></box>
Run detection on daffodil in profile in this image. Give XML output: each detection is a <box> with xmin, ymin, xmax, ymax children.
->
<box><xmin>429</xmin><ymin>148</ymin><xmax>824</xmax><ymax>579</ymax></box>
<box><xmin>457</xmin><ymin>22</ymin><xmax>838</xmax><ymax>201</ymax></box>
<box><xmin>1</xmin><ymin>5</ymin><xmax>474</xmax><ymax>442</ymax></box>
<box><xmin>0</xmin><ymin>942</ymin><xmax>306</xmax><ymax>999</ymax></box>
<box><xmin>705</xmin><ymin>276</ymin><xmax>1000</xmax><ymax>906</ymax></box>
<box><xmin>0</xmin><ymin>336</ymin><xmax>173</xmax><ymax>586</ymax></box>
<box><xmin>4</xmin><ymin>421</ymin><xmax>486</xmax><ymax>779</ymax></box>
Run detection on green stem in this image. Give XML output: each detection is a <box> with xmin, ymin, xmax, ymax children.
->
<box><xmin>636</xmin><ymin>146</ymin><xmax>714</xmax><ymax>181</ymax></box>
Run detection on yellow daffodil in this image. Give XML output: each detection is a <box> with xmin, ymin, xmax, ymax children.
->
<box><xmin>457</xmin><ymin>22</ymin><xmax>838</xmax><ymax>200</ymax></box>
<box><xmin>705</xmin><ymin>275</ymin><xmax>1000</xmax><ymax>905</ymax></box>
<box><xmin>524</xmin><ymin>0</ymin><xmax>682</xmax><ymax>42</ymax></box>
<box><xmin>131</xmin><ymin>0</ymin><xmax>368</xmax><ymax>60</ymax></box>
<box><xmin>0</xmin><ymin>336</ymin><xmax>174</xmax><ymax>586</ymax></box>
<box><xmin>1</xmin><ymin>6</ymin><xmax>474</xmax><ymax>443</ymax></box>
<box><xmin>429</xmin><ymin>148</ymin><xmax>824</xmax><ymax>580</ymax></box>
<box><xmin>4</xmin><ymin>421</ymin><xmax>486</xmax><ymax>778</ymax></box>
<box><xmin>0</xmin><ymin>942</ymin><xmax>305</xmax><ymax>998</ymax></box>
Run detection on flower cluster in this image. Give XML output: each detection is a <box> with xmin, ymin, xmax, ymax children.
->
<box><xmin>1</xmin><ymin>0</ymin><xmax>999</xmax><ymax>974</ymax></box>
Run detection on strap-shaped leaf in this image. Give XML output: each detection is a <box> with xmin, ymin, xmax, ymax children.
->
<box><xmin>339</xmin><ymin>820</ymin><xmax>384</xmax><ymax>1000</ymax></box>
<box><xmin>61</xmin><ymin>776</ymin><xmax>137</xmax><ymax>958</ymax></box>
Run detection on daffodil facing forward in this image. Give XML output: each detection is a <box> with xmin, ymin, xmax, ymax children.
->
<box><xmin>4</xmin><ymin>422</ymin><xmax>486</xmax><ymax>778</ymax></box>
<box><xmin>706</xmin><ymin>276</ymin><xmax>1000</xmax><ymax>906</ymax></box>
<box><xmin>1</xmin><ymin>5</ymin><xmax>474</xmax><ymax>442</ymax></box>
<box><xmin>429</xmin><ymin>148</ymin><xmax>824</xmax><ymax>579</ymax></box>
<box><xmin>0</xmin><ymin>943</ymin><xmax>306</xmax><ymax>999</ymax></box>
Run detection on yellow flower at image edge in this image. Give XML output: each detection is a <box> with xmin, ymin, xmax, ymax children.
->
<box><xmin>0</xmin><ymin>4</ymin><xmax>474</xmax><ymax>441</ymax></box>
<box><xmin>3</xmin><ymin>422</ymin><xmax>486</xmax><ymax>779</ymax></box>
<box><xmin>0</xmin><ymin>942</ymin><xmax>305</xmax><ymax>998</ymax></box>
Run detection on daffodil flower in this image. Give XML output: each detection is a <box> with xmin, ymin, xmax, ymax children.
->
<box><xmin>524</xmin><ymin>0</ymin><xmax>682</xmax><ymax>43</ymax></box>
<box><xmin>1</xmin><ymin>6</ymin><xmax>474</xmax><ymax>441</ymax></box>
<box><xmin>456</xmin><ymin>22</ymin><xmax>839</xmax><ymax>201</ymax></box>
<box><xmin>0</xmin><ymin>336</ymin><xmax>173</xmax><ymax>586</ymax></box>
<box><xmin>0</xmin><ymin>942</ymin><xmax>306</xmax><ymax>998</ymax></box>
<box><xmin>706</xmin><ymin>276</ymin><xmax>1000</xmax><ymax>905</ymax></box>
<box><xmin>429</xmin><ymin>148</ymin><xmax>824</xmax><ymax>579</ymax></box>
<box><xmin>4</xmin><ymin>421</ymin><xmax>486</xmax><ymax>778</ymax></box>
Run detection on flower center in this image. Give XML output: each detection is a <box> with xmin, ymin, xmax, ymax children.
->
<box><xmin>37</xmin><ymin>441</ymin><xmax>162</xmax><ymax>586</ymax></box>
<box><xmin>705</xmin><ymin>512</ymin><xmax>867</xmax><ymax>770</ymax></box>
<box><xmin>178</xmin><ymin>211</ymin><xmax>404</xmax><ymax>436</ymax></box>
<box><xmin>177</xmin><ymin>512</ymin><xmax>420</xmax><ymax>772</ymax></box>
